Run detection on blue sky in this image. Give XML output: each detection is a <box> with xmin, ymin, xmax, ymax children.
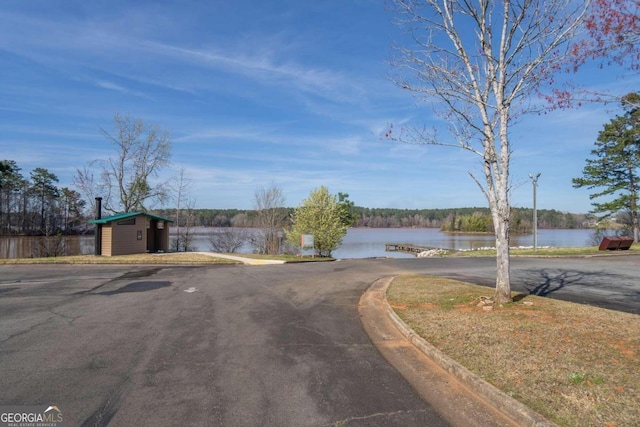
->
<box><xmin>1</xmin><ymin>0</ymin><xmax>637</xmax><ymax>213</ymax></box>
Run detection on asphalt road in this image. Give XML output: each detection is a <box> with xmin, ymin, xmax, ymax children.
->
<box><xmin>1</xmin><ymin>255</ymin><xmax>638</xmax><ymax>426</ymax></box>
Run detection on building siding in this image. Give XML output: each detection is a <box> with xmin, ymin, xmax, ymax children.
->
<box><xmin>101</xmin><ymin>226</ymin><xmax>113</xmax><ymax>256</ymax></box>
<box><xmin>97</xmin><ymin>214</ymin><xmax>171</xmax><ymax>256</ymax></box>
<box><xmin>111</xmin><ymin>217</ymin><xmax>146</xmax><ymax>256</ymax></box>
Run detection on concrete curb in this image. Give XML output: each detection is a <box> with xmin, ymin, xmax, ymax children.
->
<box><xmin>378</xmin><ymin>278</ymin><xmax>558</xmax><ymax>427</ymax></box>
<box><xmin>191</xmin><ymin>252</ymin><xmax>286</xmax><ymax>265</ymax></box>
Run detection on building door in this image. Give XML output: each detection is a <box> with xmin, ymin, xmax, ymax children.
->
<box><xmin>147</xmin><ymin>220</ymin><xmax>157</xmax><ymax>252</ymax></box>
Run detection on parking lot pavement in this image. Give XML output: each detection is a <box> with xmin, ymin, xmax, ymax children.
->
<box><xmin>1</xmin><ymin>255</ymin><xmax>638</xmax><ymax>426</ymax></box>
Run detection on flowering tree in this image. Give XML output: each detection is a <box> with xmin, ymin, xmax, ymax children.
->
<box><xmin>582</xmin><ymin>0</ymin><xmax>638</xmax><ymax>68</ymax></box>
<box><xmin>286</xmin><ymin>186</ymin><xmax>350</xmax><ymax>257</ymax></box>
<box><xmin>549</xmin><ymin>0</ymin><xmax>639</xmax><ymax>107</ymax></box>
<box><xmin>388</xmin><ymin>0</ymin><xmax>595</xmax><ymax>302</ymax></box>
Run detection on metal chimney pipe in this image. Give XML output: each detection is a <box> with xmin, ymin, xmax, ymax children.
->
<box><xmin>95</xmin><ymin>197</ymin><xmax>102</xmax><ymax>220</ymax></box>
<box><xmin>95</xmin><ymin>197</ymin><xmax>102</xmax><ymax>255</ymax></box>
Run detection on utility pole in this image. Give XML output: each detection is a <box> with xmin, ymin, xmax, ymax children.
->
<box><xmin>529</xmin><ymin>173</ymin><xmax>541</xmax><ymax>250</ymax></box>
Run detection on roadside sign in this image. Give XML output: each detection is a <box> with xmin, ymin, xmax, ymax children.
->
<box><xmin>301</xmin><ymin>234</ymin><xmax>314</xmax><ymax>249</ymax></box>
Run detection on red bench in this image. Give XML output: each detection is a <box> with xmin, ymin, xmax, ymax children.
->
<box><xmin>598</xmin><ymin>236</ymin><xmax>634</xmax><ymax>251</ymax></box>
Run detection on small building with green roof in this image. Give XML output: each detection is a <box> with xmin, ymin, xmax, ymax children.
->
<box><xmin>89</xmin><ymin>212</ymin><xmax>173</xmax><ymax>256</ymax></box>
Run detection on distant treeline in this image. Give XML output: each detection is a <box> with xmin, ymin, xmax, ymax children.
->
<box><xmin>153</xmin><ymin>207</ymin><xmax>589</xmax><ymax>231</ymax></box>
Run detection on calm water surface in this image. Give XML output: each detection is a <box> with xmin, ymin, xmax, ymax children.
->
<box><xmin>0</xmin><ymin>235</ymin><xmax>95</xmax><ymax>259</ymax></box>
<box><xmin>1</xmin><ymin>228</ymin><xmax>595</xmax><ymax>259</ymax></box>
<box><xmin>188</xmin><ymin>227</ymin><xmax>595</xmax><ymax>258</ymax></box>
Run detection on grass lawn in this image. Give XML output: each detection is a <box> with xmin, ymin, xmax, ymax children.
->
<box><xmin>0</xmin><ymin>252</ymin><xmax>334</xmax><ymax>265</ymax></box>
<box><xmin>451</xmin><ymin>245</ymin><xmax>640</xmax><ymax>257</ymax></box>
<box><xmin>0</xmin><ymin>253</ymin><xmax>239</xmax><ymax>265</ymax></box>
<box><xmin>387</xmin><ymin>275</ymin><xmax>640</xmax><ymax>427</ymax></box>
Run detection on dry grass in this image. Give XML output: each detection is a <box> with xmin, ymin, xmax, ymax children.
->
<box><xmin>452</xmin><ymin>246</ymin><xmax>640</xmax><ymax>257</ymax></box>
<box><xmin>0</xmin><ymin>253</ymin><xmax>238</xmax><ymax>265</ymax></box>
<box><xmin>387</xmin><ymin>275</ymin><xmax>640</xmax><ymax>427</ymax></box>
<box><xmin>0</xmin><ymin>253</ymin><xmax>333</xmax><ymax>264</ymax></box>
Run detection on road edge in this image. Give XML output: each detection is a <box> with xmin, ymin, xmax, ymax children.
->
<box><xmin>360</xmin><ymin>277</ymin><xmax>558</xmax><ymax>427</ymax></box>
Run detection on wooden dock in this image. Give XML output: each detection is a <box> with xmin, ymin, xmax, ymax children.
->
<box><xmin>385</xmin><ymin>243</ymin><xmax>449</xmax><ymax>255</ymax></box>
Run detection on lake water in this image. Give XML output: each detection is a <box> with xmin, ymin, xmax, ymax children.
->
<box><xmin>0</xmin><ymin>235</ymin><xmax>95</xmax><ymax>259</ymax></box>
<box><xmin>185</xmin><ymin>227</ymin><xmax>596</xmax><ymax>258</ymax></box>
<box><xmin>334</xmin><ymin>228</ymin><xmax>595</xmax><ymax>258</ymax></box>
<box><xmin>0</xmin><ymin>227</ymin><xmax>597</xmax><ymax>259</ymax></box>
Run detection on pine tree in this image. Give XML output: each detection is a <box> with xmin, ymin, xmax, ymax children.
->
<box><xmin>573</xmin><ymin>93</ymin><xmax>640</xmax><ymax>241</ymax></box>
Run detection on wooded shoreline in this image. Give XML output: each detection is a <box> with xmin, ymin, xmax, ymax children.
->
<box><xmin>0</xmin><ymin>205</ymin><xmax>592</xmax><ymax>238</ymax></box>
<box><xmin>152</xmin><ymin>206</ymin><xmax>590</xmax><ymax>232</ymax></box>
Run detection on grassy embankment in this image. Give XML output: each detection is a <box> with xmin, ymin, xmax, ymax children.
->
<box><xmin>1</xmin><ymin>245</ymin><xmax>638</xmax><ymax>264</ymax></box>
<box><xmin>0</xmin><ymin>252</ymin><xmax>332</xmax><ymax>265</ymax></box>
<box><xmin>387</xmin><ymin>275</ymin><xmax>640</xmax><ymax>427</ymax></box>
<box><xmin>451</xmin><ymin>245</ymin><xmax>640</xmax><ymax>257</ymax></box>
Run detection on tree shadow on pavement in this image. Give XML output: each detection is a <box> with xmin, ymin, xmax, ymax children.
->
<box><xmin>525</xmin><ymin>270</ymin><xmax>586</xmax><ymax>296</ymax></box>
<box><xmin>520</xmin><ymin>268</ymin><xmax>628</xmax><ymax>297</ymax></box>
<box><xmin>513</xmin><ymin>268</ymin><xmax>640</xmax><ymax>314</ymax></box>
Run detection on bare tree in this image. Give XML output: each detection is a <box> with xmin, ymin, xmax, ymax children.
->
<box><xmin>73</xmin><ymin>165</ymin><xmax>99</xmax><ymax>215</ymax></box>
<box><xmin>389</xmin><ymin>0</ymin><xmax>591</xmax><ymax>302</ymax></box>
<box><xmin>32</xmin><ymin>234</ymin><xmax>66</xmax><ymax>258</ymax></box>
<box><xmin>177</xmin><ymin>196</ymin><xmax>197</xmax><ymax>252</ymax></box>
<box><xmin>170</xmin><ymin>166</ymin><xmax>196</xmax><ymax>252</ymax></box>
<box><xmin>209</xmin><ymin>228</ymin><xmax>249</xmax><ymax>253</ymax></box>
<box><xmin>59</xmin><ymin>187</ymin><xmax>85</xmax><ymax>233</ymax></box>
<box><xmin>251</xmin><ymin>183</ymin><xmax>287</xmax><ymax>255</ymax></box>
<box><xmin>75</xmin><ymin>113</ymin><xmax>172</xmax><ymax>214</ymax></box>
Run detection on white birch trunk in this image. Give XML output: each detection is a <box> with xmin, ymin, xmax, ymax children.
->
<box><xmin>390</xmin><ymin>0</ymin><xmax>590</xmax><ymax>303</ymax></box>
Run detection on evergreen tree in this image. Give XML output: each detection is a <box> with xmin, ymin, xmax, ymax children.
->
<box><xmin>573</xmin><ymin>93</ymin><xmax>640</xmax><ymax>241</ymax></box>
<box><xmin>0</xmin><ymin>160</ymin><xmax>23</xmax><ymax>234</ymax></box>
<box><xmin>30</xmin><ymin>168</ymin><xmax>59</xmax><ymax>233</ymax></box>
